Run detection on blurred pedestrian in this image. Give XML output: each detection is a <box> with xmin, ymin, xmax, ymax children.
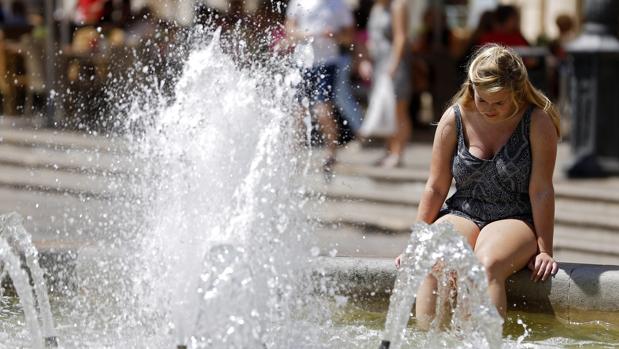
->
<box><xmin>457</xmin><ymin>9</ymin><xmax>495</xmax><ymax>77</ymax></box>
<box><xmin>361</xmin><ymin>0</ymin><xmax>412</xmax><ymax>168</ymax></box>
<box><xmin>5</xmin><ymin>1</ymin><xmax>30</xmax><ymax>27</ymax></box>
<box><xmin>75</xmin><ymin>0</ymin><xmax>106</xmax><ymax>25</ymax></box>
<box><xmin>549</xmin><ymin>14</ymin><xmax>576</xmax><ymax>62</ymax></box>
<box><xmin>396</xmin><ymin>44</ymin><xmax>561</xmax><ymax>327</ymax></box>
<box><xmin>477</xmin><ymin>5</ymin><xmax>529</xmax><ymax>47</ymax></box>
<box><xmin>285</xmin><ymin>0</ymin><xmax>354</xmax><ymax>176</ymax></box>
<box><xmin>548</xmin><ymin>14</ymin><xmax>577</xmax><ymax>115</ymax></box>
<box><xmin>334</xmin><ymin>39</ymin><xmax>364</xmax><ymax>138</ymax></box>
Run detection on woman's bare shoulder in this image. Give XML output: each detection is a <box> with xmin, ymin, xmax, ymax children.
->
<box><xmin>436</xmin><ymin>106</ymin><xmax>458</xmax><ymax>143</ymax></box>
<box><xmin>530</xmin><ymin>108</ymin><xmax>558</xmax><ymax>140</ymax></box>
<box><xmin>438</xmin><ymin>105</ymin><xmax>457</xmax><ymax>126</ymax></box>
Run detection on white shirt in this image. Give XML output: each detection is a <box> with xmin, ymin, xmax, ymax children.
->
<box><xmin>287</xmin><ymin>0</ymin><xmax>353</xmax><ymax>67</ymax></box>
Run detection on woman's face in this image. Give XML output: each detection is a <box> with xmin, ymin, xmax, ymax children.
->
<box><xmin>473</xmin><ymin>87</ymin><xmax>515</xmax><ymax>121</ymax></box>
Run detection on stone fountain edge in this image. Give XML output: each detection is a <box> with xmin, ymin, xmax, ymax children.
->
<box><xmin>314</xmin><ymin>256</ymin><xmax>619</xmax><ymax>320</ymax></box>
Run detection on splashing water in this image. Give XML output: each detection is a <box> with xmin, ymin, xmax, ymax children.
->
<box><xmin>380</xmin><ymin>222</ymin><xmax>503</xmax><ymax>349</ymax></box>
<box><xmin>0</xmin><ymin>212</ymin><xmax>57</xmax><ymax>349</ymax></box>
<box><xmin>2</xmin><ymin>23</ymin><xmax>335</xmax><ymax>348</ymax></box>
<box><xmin>112</xmin><ymin>26</ymin><xmax>325</xmax><ymax>348</ymax></box>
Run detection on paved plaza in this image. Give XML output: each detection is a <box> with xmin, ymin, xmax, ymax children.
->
<box><xmin>0</xmin><ymin>119</ymin><xmax>618</xmax><ymax>266</ymax></box>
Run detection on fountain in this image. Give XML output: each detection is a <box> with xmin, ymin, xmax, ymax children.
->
<box><xmin>0</xmin><ymin>11</ymin><xmax>618</xmax><ymax>349</ymax></box>
<box><xmin>0</xmin><ymin>212</ymin><xmax>57</xmax><ymax>348</ymax></box>
<box><xmin>4</xmin><ymin>21</ymin><xmax>329</xmax><ymax>348</ymax></box>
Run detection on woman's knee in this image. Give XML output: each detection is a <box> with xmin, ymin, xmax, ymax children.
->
<box><xmin>434</xmin><ymin>215</ymin><xmax>480</xmax><ymax>247</ymax></box>
<box><xmin>474</xmin><ymin>251</ymin><xmax>507</xmax><ymax>283</ymax></box>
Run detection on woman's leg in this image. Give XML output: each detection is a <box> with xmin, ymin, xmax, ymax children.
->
<box><xmin>388</xmin><ymin>99</ymin><xmax>411</xmax><ymax>158</ymax></box>
<box><xmin>415</xmin><ymin>214</ymin><xmax>480</xmax><ymax>329</ymax></box>
<box><xmin>473</xmin><ymin>219</ymin><xmax>538</xmax><ymax>318</ymax></box>
<box><xmin>315</xmin><ymin>101</ymin><xmax>338</xmax><ymax>159</ymax></box>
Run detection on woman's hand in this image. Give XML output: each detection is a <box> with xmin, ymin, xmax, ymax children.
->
<box><xmin>527</xmin><ymin>252</ymin><xmax>558</xmax><ymax>282</ymax></box>
<box><xmin>395</xmin><ymin>253</ymin><xmax>403</xmax><ymax>269</ymax></box>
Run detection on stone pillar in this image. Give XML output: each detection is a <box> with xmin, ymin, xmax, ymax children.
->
<box><xmin>565</xmin><ymin>0</ymin><xmax>619</xmax><ymax>177</ymax></box>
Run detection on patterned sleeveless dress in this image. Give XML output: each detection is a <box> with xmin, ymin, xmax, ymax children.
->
<box><xmin>438</xmin><ymin>104</ymin><xmax>535</xmax><ymax>229</ymax></box>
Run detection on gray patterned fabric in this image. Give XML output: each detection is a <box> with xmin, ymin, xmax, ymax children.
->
<box><xmin>438</xmin><ymin>104</ymin><xmax>534</xmax><ymax>229</ymax></box>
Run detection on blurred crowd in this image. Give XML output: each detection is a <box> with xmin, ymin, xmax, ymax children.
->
<box><xmin>277</xmin><ymin>1</ymin><xmax>578</xmax><ymax>171</ymax></box>
<box><xmin>0</xmin><ymin>0</ymin><xmax>181</xmax><ymax>127</ymax></box>
<box><xmin>0</xmin><ymin>1</ymin><xmax>579</xmax><ymax>144</ymax></box>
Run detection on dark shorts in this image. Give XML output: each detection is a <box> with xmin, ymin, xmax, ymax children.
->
<box><xmin>298</xmin><ymin>64</ymin><xmax>337</xmax><ymax>104</ymax></box>
<box><xmin>437</xmin><ymin>208</ymin><xmax>534</xmax><ymax>230</ymax></box>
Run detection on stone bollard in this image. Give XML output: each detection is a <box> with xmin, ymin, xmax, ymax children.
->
<box><xmin>566</xmin><ymin>0</ymin><xmax>619</xmax><ymax>177</ymax></box>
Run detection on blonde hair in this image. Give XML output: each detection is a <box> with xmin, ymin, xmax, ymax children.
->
<box><xmin>450</xmin><ymin>44</ymin><xmax>561</xmax><ymax>136</ymax></box>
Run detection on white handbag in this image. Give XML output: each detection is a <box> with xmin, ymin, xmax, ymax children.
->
<box><xmin>359</xmin><ymin>74</ymin><xmax>396</xmax><ymax>137</ymax></box>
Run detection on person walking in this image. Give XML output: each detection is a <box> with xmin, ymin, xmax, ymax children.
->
<box><xmin>396</xmin><ymin>44</ymin><xmax>561</xmax><ymax>327</ymax></box>
<box><xmin>285</xmin><ymin>0</ymin><xmax>354</xmax><ymax>176</ymax></box>
<box><xmin>362</xmin><ymin>0</ymin><xmax>412</xmax><ymax>168</ymax></box>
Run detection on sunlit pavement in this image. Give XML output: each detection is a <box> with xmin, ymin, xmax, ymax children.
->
<box><xmin>0</xmin><ymin>121</ymin><xmax>618</xmax><ymax>265</ymax></box>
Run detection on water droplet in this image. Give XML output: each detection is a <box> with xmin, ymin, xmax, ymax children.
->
<box><xmin>310</xmin><ymin>246</ymin><xmax>320</xmax><ymax>256</ymax></box>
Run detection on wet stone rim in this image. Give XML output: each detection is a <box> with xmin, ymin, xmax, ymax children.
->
<box><xmin>313</xmin><ymin>256</ymin><xmax>619</xmax><ymax>323</ymax></box>
<box><xmin>3</xmin><ymin>248</ymin><xmax>619</xmax><ymax>324</ymax></box>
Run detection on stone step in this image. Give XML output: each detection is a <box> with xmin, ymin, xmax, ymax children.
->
<box><xmin>0</xmin><ymin>143</ymin><xmax>135</xmax><ymax>176</ymax></box>
<box><xmin>313</xmin><ymin>198</ymin><xmax>619</xmax><ymax>234</ymax></box>
<box><xmin>0</xmin><ymin>186</ymin><xmax>120</xmax><ymax>242</ymax></box>
<box><xmin>309</xmin><ymin>199</ymin><xmax>619</xmax><ymax>261</ymax></box>
<box><xmin>333</xmin><ymin>163</ymin><xmax>428</xmax><ymax>183</ymax></box>
<box><xmin>308</xmin><ymin>175</ymin><xmax>619</xmax><ymax>231</ymax></box>
<box><xmin>308</xmin><ymin>199</ymin><xmax>414</xmax><ymax>232</ymax></box>
<box><xmin>554</xmin><ymin>182</ymin><xmax>619</xmax><ymax>205</ymax></box>
<box><xmin>0</xmin><ymin>163</ymin><xmax>125</xmax><ymax>198</ymax></box>
<box><xmin>312</xmin><ymin>197</ymin><xmax>619</xmax><ymax>237</ymax></box>
<box><xmin>313</xmin><ymin>224</ymin><xmax>409</xmax><ymax>259</ymax></box>
<box><xmin>331</xmin><ymin>163</ymin><xmax>619</xmax><ymax>204</ymax></box>
<box><xmin>313</xmin><ymin>221</ymin><xmax>619</xmax><ymax>265</ymax></box>
<box><xmin>552</xmin><ymin>225</ymin><xmax>619</xmax><ymax>259</ymax></box>
<box><xmin>0</xmin><ymin>128</ymin><xmax>129</xmax><ymax>154</ymax></box>
<box><xmin>306</xmin><ymin>174</ymin><xmax>426</xmax><ymax>206</ymax></box>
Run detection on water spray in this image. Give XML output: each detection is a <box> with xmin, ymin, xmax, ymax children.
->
<box><xmin>378</xmin><ymin>222</ymin><xmax>503</xmax><ymax>349</ymax></box>
<box><xmin>1</xmin><ymin>213</ymin><xmax>59</xmax><ymax>349</ymax></box>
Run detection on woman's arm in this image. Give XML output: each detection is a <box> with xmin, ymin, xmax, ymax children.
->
<box><xmin>416</xmin><ymin>108</ymin><xmax>458</xmax><ymax>223</ymax></box>
<box><xmin>528</xmin><ymin>108</ymin><xmax>559</xmax><ymax>281</ymax></box>
<box><xmin>388</xmin><ymin>0</ymin><xmax>409</xmax><ymax>77</ymax></box>
<box><xmin>396</xmin><ymin>107</ymin><xmax>456</xmax><ymax>268</ymax></box>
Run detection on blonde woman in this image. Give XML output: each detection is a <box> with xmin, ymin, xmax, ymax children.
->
<box><xmin>395</xmin><ymin>44</ymin><xmax>560</xmax><ymax>327</ymax></box>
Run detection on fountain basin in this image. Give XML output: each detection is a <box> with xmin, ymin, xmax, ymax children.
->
<box><xmin>316</xmin><ymin>256</ymin><xmax>619</xmax><ymax>326</ymax></box>
<box><xmin>2</xmin><ymin>247</ymin><xmax>619</xmax><ymax>347</ymax></box>
<box><xmin>5</xmin><ymin>244</ymin><xmax>619</xmax><ymax>321</ymax></box>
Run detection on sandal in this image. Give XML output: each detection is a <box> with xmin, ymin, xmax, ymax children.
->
<box><xmin>376</xmin><ymin>154</ymin><xmax>402</xmax><ymax>168</ymax></box>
